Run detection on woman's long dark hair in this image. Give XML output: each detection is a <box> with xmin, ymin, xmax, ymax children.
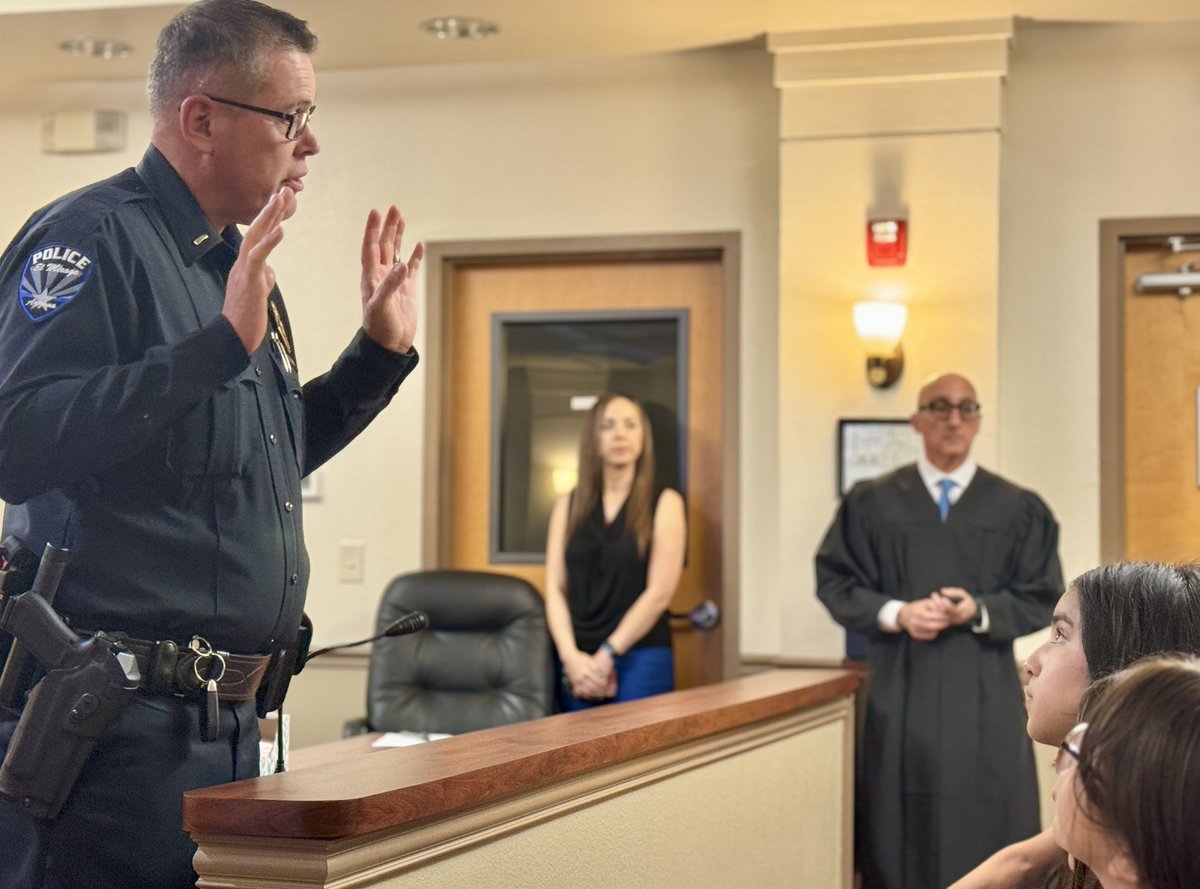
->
<box><xmin>566</xmin><ymin>392</ymin><xmax>656</xmax><ymax>556</ymax></box>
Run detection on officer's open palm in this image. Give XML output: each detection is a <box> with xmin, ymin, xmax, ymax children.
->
<box><xmin>223</xmin><ymin>187</ymin><xmax>295</xmax><ymax>354</ymax></box>
<box><xmin>360</xmin><ymin>205</ymin><xmax>422</xmax><ymax>354</ymax></box>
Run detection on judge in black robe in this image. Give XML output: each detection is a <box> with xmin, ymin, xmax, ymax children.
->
<box><xmin>815</xmin><ymin>373</ymin><xmax>1062</xmax><ymax>889</ymax></box>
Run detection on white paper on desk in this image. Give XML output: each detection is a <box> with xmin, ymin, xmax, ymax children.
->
<box><xmin>372</xmin><ymin>731</ymin><xmax>453</xmax><ymax>748</ymax></box>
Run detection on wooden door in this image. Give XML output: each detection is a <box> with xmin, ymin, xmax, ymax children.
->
<box><xmin>1122</xmin><ymin>239</ymin><xmax>1200</xmax><ymax>561</ymax></box>
<box><xmin>435</xmin><ymin>252</ymin><xmax>728</xmax><ymax>690</ymax></box>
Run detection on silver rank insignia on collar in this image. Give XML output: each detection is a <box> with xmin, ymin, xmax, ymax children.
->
<box><xmin>268</xmin><ymin>301</ymin><xmax>296</xmax><ymax>375</ymax></box>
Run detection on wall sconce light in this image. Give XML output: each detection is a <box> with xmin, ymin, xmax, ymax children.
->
<box><xmin>853</xmin><ymin>301</ymin><xmax>907</xmax><ymax>388</ymax></box>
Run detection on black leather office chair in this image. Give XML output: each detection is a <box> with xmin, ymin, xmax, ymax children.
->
<box><xmin>347</xmin><ymin>569</ymin><xmax>554</xmax><ymax>736</ymax></box>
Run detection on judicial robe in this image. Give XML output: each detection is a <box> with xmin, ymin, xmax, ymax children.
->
<box><xmin>815</xmin><ymin>464</ymin><xmax>1062</xmax><ymax>889</ymax></box>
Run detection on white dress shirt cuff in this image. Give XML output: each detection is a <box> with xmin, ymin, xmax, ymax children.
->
<box><xmin>971</xmin><ymin>601</ymin><xmax>990</xmax><ymax>634</ymax></box>
<box><xmin>877</xmin><ymin>599</ymin><xmax>904</xmax><ymax>633</ymax></box>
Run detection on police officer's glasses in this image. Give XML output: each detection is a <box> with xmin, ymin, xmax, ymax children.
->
<box><xmin>1054</xmin><ymin>722</ymin><xmax>1088</xmax><ymax>775</ymax></box>
<box><xmin>206</xmin><ymin>95</ymin><xmax>315</xmax><ymax>141</ymax></box>
<box><xmin>918</xmin><ymin>398</ymin><xmax>982</xmax><ymax>421</ymax></box>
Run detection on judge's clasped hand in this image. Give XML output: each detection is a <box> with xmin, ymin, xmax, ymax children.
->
<box><xmin>898</xmin><ymin>588</ymin><xmax>979</xmax><ymax>641</ymax></box>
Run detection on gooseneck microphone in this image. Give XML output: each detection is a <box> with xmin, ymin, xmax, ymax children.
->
<box><xmin>303</xmin><ymin>611</ymin><xmax>429</xmax><ymax>665</ymax></box>
<box><xmin>272</xmin><ymin>611</ymin><xmax>429</xmax><ymax>774</ymax></box>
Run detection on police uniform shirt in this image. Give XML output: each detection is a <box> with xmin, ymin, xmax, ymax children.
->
<box><xmin>0</xmin><ymin>146</ymin><xmax>417</xmax><ymax>654</ymax></box>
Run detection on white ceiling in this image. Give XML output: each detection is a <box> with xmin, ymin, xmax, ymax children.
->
<box><xmin>2</xmin><ymin>0</ymin><xmax>1198</xmax><ymax>106</ymax></box>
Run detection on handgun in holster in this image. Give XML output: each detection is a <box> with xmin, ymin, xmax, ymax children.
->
<box><xmin>0</xmin><ymin>544</ymin><xmax>140</xmax><ymax>819</ymax></box>
<box><xmin>255</xmin><ymin>611</ymin><xmax>313</xmax><ymax>718</ymax></box>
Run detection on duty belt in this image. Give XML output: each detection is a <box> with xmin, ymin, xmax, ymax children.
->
<box><xmin>108</xmin><ymin>635</ymin><xmax>271</xmax><ymax>703</ymax></box>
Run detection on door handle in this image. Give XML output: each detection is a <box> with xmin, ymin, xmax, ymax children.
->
<box><xmin>668</xmin><ymin>599</ymin><xmax>720</xmax><ymax>631</ymax></box>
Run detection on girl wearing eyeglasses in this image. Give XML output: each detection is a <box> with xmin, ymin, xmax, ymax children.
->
<box><xmin>1051</xmin><ymin>656</ymin><xmax>1200</xmax><ymax>889</ymax></box>
<box><xmin>950</xmin><ymin>561</ymin><xmax>1200</xmax><ymax>889</ymax></box>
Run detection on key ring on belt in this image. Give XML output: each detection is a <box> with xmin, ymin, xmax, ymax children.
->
<box><xmin>188</xmin><ymin>636</ymin><xmax>227</xmax><ymax>686</ymax></box>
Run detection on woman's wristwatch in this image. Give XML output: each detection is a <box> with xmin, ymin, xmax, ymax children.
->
<box><xmin>598</xmin><ymin>640</ymin><xmax>619</xmax><ymax>658</ymax></box>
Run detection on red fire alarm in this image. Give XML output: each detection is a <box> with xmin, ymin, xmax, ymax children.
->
<box><xmin>867</xmin><ymin>219</ymin><xmax>907</xmax><ymax>267</ymax></box>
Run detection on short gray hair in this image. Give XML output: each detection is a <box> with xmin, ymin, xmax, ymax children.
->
<box><xmin>147</xmin><ymin>0</ymin><xmax>316</xmax><ymax>118</ymax></box>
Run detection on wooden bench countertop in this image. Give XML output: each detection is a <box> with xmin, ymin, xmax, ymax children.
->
<box><xmin>183</xmin><ymin>667</ymin><xmax>860</xmax><ymax>840</ymax></box>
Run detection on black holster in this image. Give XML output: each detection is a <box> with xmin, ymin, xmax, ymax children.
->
<box><xmin>0</xmin><ymin>544</ymin><xmax>140</xmax><ymax>819</ymax></box>
<box><xmin>255</xmin><ymin>612</ymin><xmax>312</xmax><ymax>718</ymax></box>
<box><xmin>0</xmin><ymin>633</ymin><xmax>139</xmax><ymax>818</ymax></box>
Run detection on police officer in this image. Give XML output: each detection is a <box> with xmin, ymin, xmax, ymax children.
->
<box><xmin>0</xmin><ymin>1</ymin><xmax>422</xmax><ymax>885</ymax></box>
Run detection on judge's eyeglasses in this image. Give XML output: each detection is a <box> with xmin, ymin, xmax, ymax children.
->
<box><xmin>1054</xmin><ymin>722</ymin><xmax>1088</xmax><ymax>775</ymax></box>
<box><xmin>919</xmin><ymin>398</ymin><xmax>982</xmax><ymax>421</ymax></box>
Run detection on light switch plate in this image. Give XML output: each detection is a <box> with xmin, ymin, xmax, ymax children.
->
<box><xmin>338</xmin><ymin>541</ymin><xmax>365</xmax><ymax>584</ymax></box>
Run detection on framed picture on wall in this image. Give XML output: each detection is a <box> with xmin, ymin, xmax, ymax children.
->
<box><xmin>837</xmin><ymin>418</ymin><xmax>922</xmax><ymax>497</ymax></box>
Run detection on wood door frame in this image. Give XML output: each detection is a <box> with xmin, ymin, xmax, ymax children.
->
<box><xmin>1098</xmin><ymin>215</ymin><xmax>1200</xmax><ymax>562</ymax></box>
<box><xmin>421</xmin><ymin>232</ymin><xmax>741</xmax><ymax>681</ymax></box>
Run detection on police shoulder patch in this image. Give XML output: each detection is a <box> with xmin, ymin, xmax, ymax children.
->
<box><xmin>18</xmin><ymin>243</ymin><xmax>95</xmax><ymax>322</ymax></box>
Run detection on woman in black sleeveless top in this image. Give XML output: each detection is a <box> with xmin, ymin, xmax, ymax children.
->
<box><xmin>544</xmin><ymin>392</ymin><xmax>686</xmax><ymax>709</ymax></box>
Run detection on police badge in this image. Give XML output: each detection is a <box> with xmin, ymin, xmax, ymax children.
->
<box><xmin>19</xmin><ymin>244</ymin><xmax>94</xmax><ymax>322</ymax></box>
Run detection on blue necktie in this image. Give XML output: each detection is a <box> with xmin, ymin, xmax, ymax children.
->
<box><xmin>937</xmin><ymin>478</ymin><xmax>955</xmax><ymax>522</ymax></box>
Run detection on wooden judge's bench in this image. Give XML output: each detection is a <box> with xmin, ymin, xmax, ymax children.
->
<box><xmin>183</xmin><ymin>668</ymin><xmax>859</xmax><ymax>889</ymax></box>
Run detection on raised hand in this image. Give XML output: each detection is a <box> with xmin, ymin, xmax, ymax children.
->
<box><xmin>222</xmin><ymin>186</ymin><xmax>296</xmax><ymax>354</ymax></box>
<box><xmin>360</xmin><ymin>205</ymin><xmax>423</xmax><ymax>354</ymax></box>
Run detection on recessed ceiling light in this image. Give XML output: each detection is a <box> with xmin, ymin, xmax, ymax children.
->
<box><xmin>419</xmin><ymin>17</ymin><xmax>499</xmax><ymax>40</ymax></box>
<box><xmin>59</xmin><ymin>37</ymin><xmax>133</xmax><ymax>60</ymax></box>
